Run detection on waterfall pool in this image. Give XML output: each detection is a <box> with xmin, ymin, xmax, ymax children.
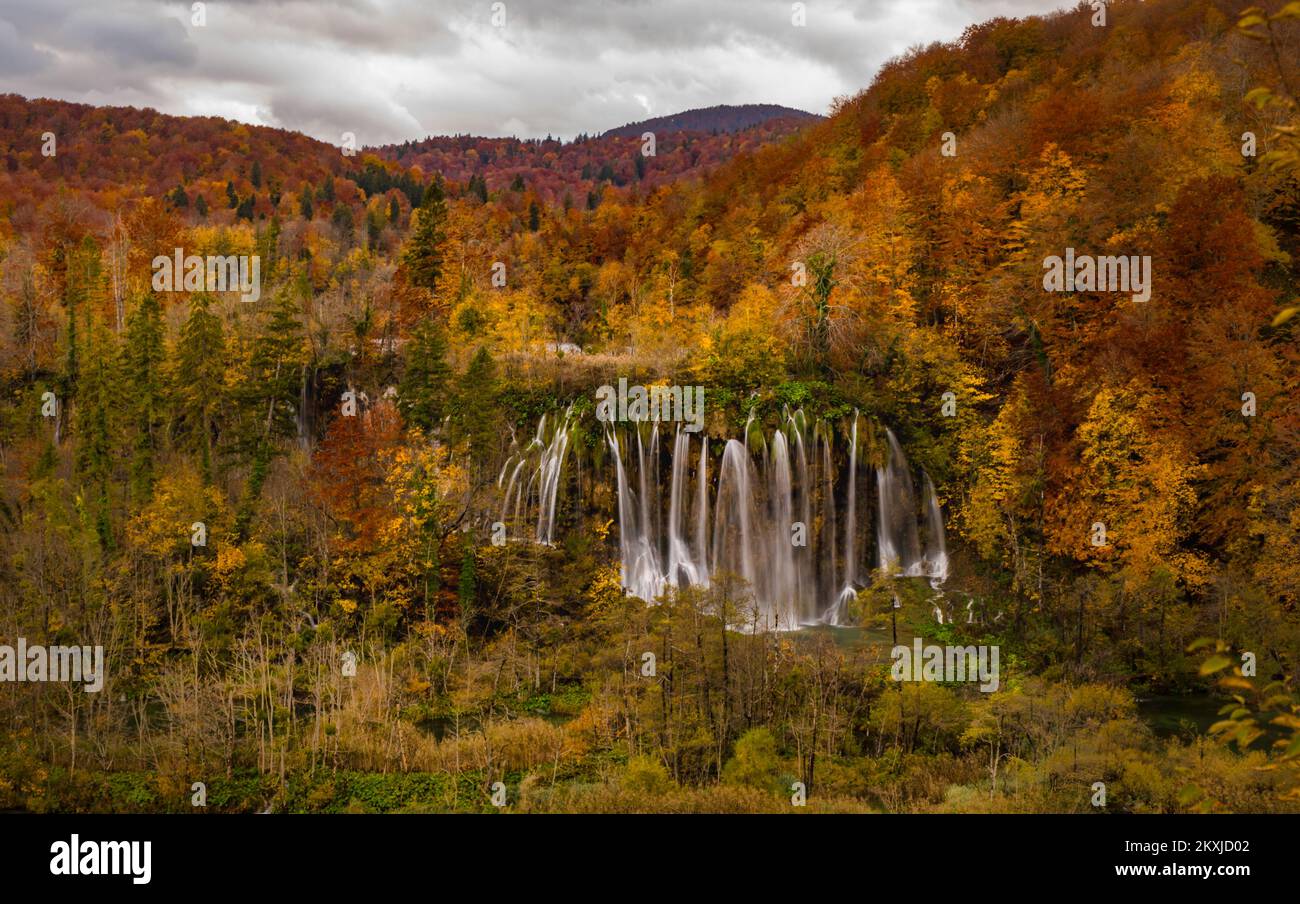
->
<box><xmin>1134</xmin><ymin>694</ymin><xmax>1228</xmax><ymax>739</ymax></box>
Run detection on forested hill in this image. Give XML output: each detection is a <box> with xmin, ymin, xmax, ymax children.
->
<box><xmin>0</xmin><ymin>94</ymin><xmax>345</xmax><ymax>217</ymax></box>
<box><xmin>600</xmin><ymin>103</ymin><xmax>821</xmax><ymax>137</ymax></box>
<box><xmin>0</xmin><ymin>93</ymin><xmax>817</xmax><ymax>220</ymax></box>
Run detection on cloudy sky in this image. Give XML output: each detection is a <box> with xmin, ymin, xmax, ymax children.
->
<box><xmin>1</xmin><ymin>0</ymin><xmax>1071</xmax><ymax>144</ymax></box>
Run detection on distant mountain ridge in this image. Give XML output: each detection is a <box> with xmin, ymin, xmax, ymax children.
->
<box><xmin>0</xmin><ymin>94</ymin><xmax>817</xmax><ymax>214</ymax></box>
<box><xmin>378</xmin><ymin>104</ymin><xmax>818</xmax><ymax>205</ymax></box>
<box><xmin>601</xmin><ymin>103</ymin><xmax>822</xmax><ymax>138</ymax></box>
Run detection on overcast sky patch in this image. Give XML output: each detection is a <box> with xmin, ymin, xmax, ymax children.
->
<box><xmin>0</xmin><ymin>0</ymin><xmax>1072</xmax><ymax>143</ymax></box>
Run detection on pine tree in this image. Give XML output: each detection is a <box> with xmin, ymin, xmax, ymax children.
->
<box><xmin>60</xmin><ymin>237</ymin><xmax>105</xmax><ymax>419</ymax></box>
<box><xmin>243</xmin><ymin>290</ymin><xmax>305</xmax><ymax>449</ymax></box>
<box><xmin>398</xmin><ymin>316</ymin><xmax>452</xmax><ymax>433</ymax></box>
<box><xmin>59</xmin><ymin>252</ymin><xmax>83</xmax><ymax>443</ymax></box>
<box><xmin>251</xmin><ymin>159</ymin><xmax>262</xmax><ymax>189</ymax></box>
<box><xmin>75</xmin><ymin>311</ymin><xmax>119</xmax><ymax>548</ymax></box>
<box><xmin>455</xmin><ymin>345</ymin><xmax>501</xmax><ymax>474</ymax></box>
<box><xmin>528</xmin><ymin>200</ymin><xmax>541</xmax><ymax>232</ymax></box>
<box><xmin>234</xmin><ymin>290</ymin><xmax>305</xmax><ymax>536</ymax></box>
<box><xmin>331</xmin><ymin>203</ymin><xmax>354</xmax><ymax>241</ymax></box>
<box><xmin>402</xmin><ymin>179</ymin><xmax>448</xmax><ymax>294</ymax></box>
<box><xmin>299</xmin><ymin>185</ymin><xmax>314</xmax><ymax>220</ymax></box>
<box><xmin>194</xmin><ymin>194</ymin><xmax>208</xmax><ymax>218</ymax></box>
<box><xmin>124</xmin><ymin>291</ymin><xmax>165</xmax><ymax>502</ymax></box>
<box><xmin>174</xmin><ymin>293</ymin><xmax>226</xmax><ymax>480</ymax></box>
<box><xmin>260</xmin><ymin>215</ymin><xmax>282</xmax><ymax>281</ymax></box>
<box><xmin>469</xmin><ymin>174</ymin><xmax>488</xmax><ymax>203</ymax></box>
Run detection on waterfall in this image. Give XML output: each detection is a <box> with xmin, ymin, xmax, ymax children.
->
<box><xmin>507</xmin><ymin>408</ymin><xmax>949</xmax><ymax>629</ymax></box>
<box><xmin>789</xmin><ymin>412</ymin><xmax>813</xmax><ymax>618</ymax></box>
<box><xmin>818</xmin><ymin>424</ymin><xmax>838</xmax><ymax>616</ymax></box>
<box><xmin>825</xmin><ymin>412</ymin><xmax>861</xmax><ymax>626</ymax></box>
<box><xmin>607</xmin><ymin>427</ymin><xmax>662</xmax><ymax>603</ymax></box>
<box><xmin>766</xmin><ymin>430</ymin><xmax>800</xmax><ymax>627</ymax></box>
<box><xmin>876</xmin><ymin>427</ymin><xmax>921</xmax><ymax>576</ymax></box>
<box><xmin>920</xmin><ymin>472</ymin><xmax>949</xmax><ymax>587</ymax></box>
<box><xmin>874</xmin><ymin>427</ymin><xmax>947</xmax><ymax>586</ymax></box>
<box><xmin>711</xmin><ymin>439</ymin><xmax>758</xmax><ymax>608</ymax></box>
<box><xmin>694</xmin><ymin>436</ymin><xmax>709</xmax><ymax>578</ymax></box>
<box><xmin>497</xmin><ymin>407</ymin><xmax>574</xmax><ymax>545</ymax></box>
<box><xmin>666</xmin><ymin>428</ymin><xmax>705</xmax><ymax>587</ymax></box>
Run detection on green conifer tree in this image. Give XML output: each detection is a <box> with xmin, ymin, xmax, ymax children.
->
<box><xmin>124</xmin><ymin>291</ymin><xmax>164</xmax><ymax>502</ymax></box>
<box><xmin>402</xmin><ymin>179</ymin><xmax>448</xmax><ymax>294</ymax></box>
<box><xmin>398</xmin><ymin>316</ymin><xmax>452</xmax><ymax>433</ymax></box>
<box><xmin>174</xmin><ymin>293</ymin><xmax>226</xmax><ymax>480</ymax></box>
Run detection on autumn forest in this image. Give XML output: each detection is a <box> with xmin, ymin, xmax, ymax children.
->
<box><xmin>1</xmin><ymin>0</ymin><xmax>1299</xmax><ymax>815</ymax></box>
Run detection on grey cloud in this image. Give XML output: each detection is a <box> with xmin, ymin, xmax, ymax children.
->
<box><xmin>0</xmin><ymin>0</ymin><xmax>1075</xmax><ymax>142</ymax></box>
<box><xmin>262</xmin><ymin>82</ymin><xmax>424</xmax><ymax>145</ymax></box>
<box><xmin>0</xmin><ymin>17</ymin><xmax>53</xmax><ymax>75</ymax></box>
<box><xmin>64</xmin><ymin>10</ymin><xmax>198</xmax><ymax>69</ymax></box>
